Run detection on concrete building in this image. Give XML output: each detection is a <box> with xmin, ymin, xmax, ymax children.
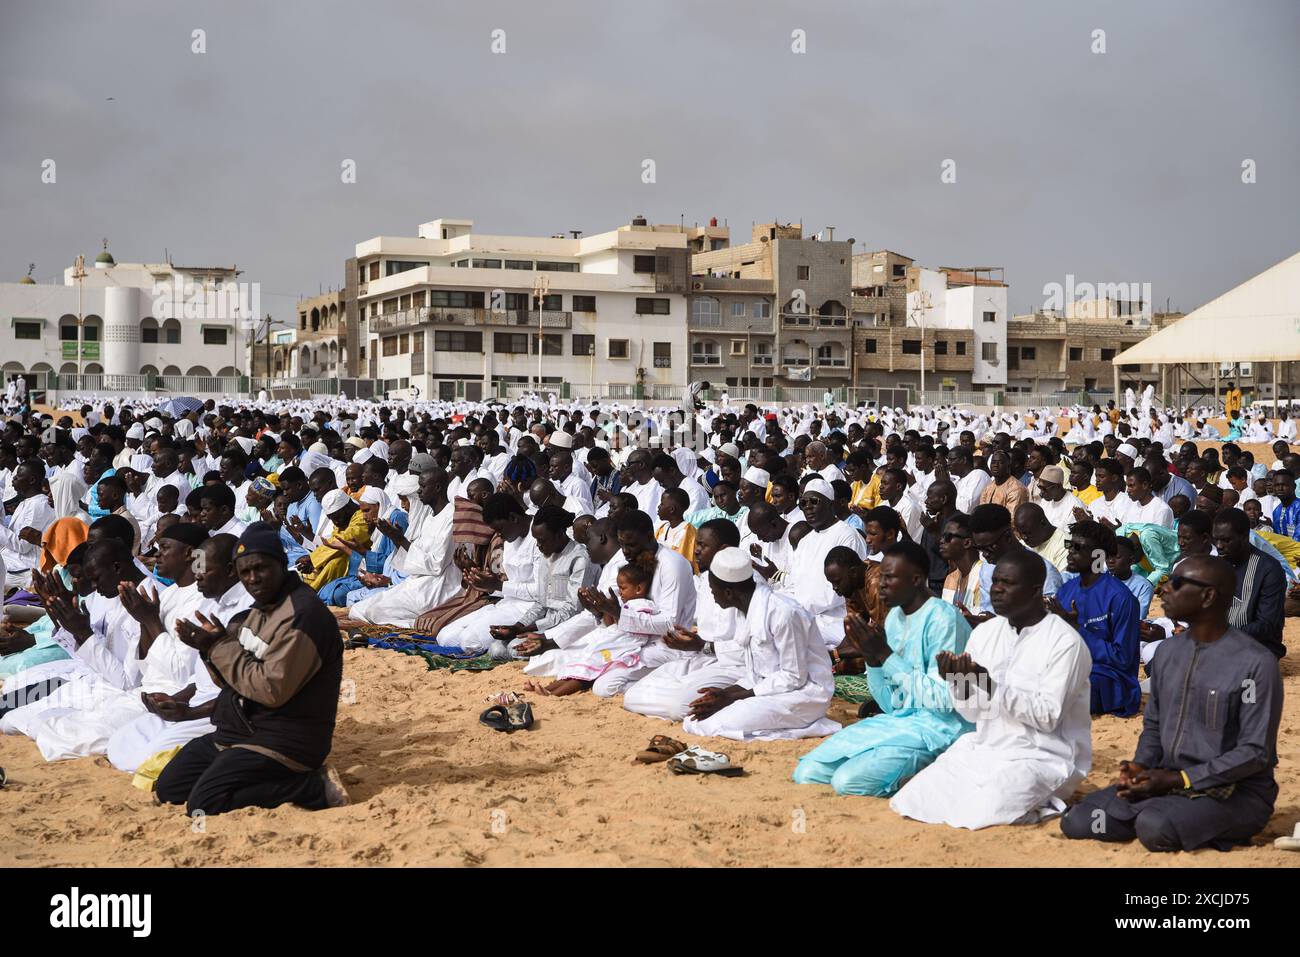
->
<box><xmin>347</xmin><ymin>216</ymin><xmax>695</xmax><ymax>401</ymax></box>
<box><xmin>690</xmin><ymin>223</ymin><xmax>854</xmax><ymax>391</ymax></box>
<box><xmin>0</xmin><ymin>241</ymin><xmax>251</xmax><ymax>391</ymax></box>
<box><xmin>1005</xmin><ymin>312</ymin><xmax>1163</xmax><ymax>397</ymax></box>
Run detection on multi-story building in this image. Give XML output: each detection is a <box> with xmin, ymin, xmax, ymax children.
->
<box><xmin>851</xmin><ymin>265</ymin><xmax>1008</xmax><ymax>396</ymax></box>
<box><xmin>0</xmin><ymin>242</ymin><xmax>250</xmax><ymax>390</ymax></box>
<box><xmin>347</xmin><ymin>217</ymin><xmax>695</xmax><ymax>401</ymax></box>
<box><xmin>1004</xmin><ymin>312</ymin><xmax>1163</xmax><ymax>397</ymax></box>
<box><xmin>690</xmin><ymin>223</ymin><xmax>854</xmax><ymax>391</ymax></box>
<box><xmin>287</xmin><ymin>290</ymin><xmax>345</xmax><ymax>379</ymax></box>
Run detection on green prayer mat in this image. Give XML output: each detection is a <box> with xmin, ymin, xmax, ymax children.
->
<box><xmin>833</xmin><ymin>673</ymin><xmax>874</xmax><ymax>705</ymax></box>
<box><xmin>387</xmin><ymin>646</ymin><xmax>499</xmax><ymax>672</ymax></box>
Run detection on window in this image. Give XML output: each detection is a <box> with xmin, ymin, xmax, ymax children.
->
<box><xmin>934</xmin><ymin>340</ymin><xmax>948</xmax><ymax>355</ymax></box>
<box><xmin>368</xmin><ymin>261</ymin><xmax>380</xmax><ymax>281</ymax></box>
<box><xmin>753</xmin><ymin>343</ymin><xmax>773</xmax><ymax>365</ymax></box>
<box><xmin>434</xmin><ymin>331</ymin><xmax>482</xmax><ymax>352</ymax></box>
<box><xmin>653</xmin><ymin>342</ymin><xmax>672</xmax><ymax>368</ymax></box>
<box><xmin>412</xmin><ymin>331</ymin><xmax>425</xmax><ymax>354</ymax></box>
<box><xmin>956</xmin><ymin>341</ymin><xmax>967</xmax><ymax>356</ymax></box>
<box><xmin>572</xmin><ymin>295</ymin><xmax>596</xmax><ymax>312</ymax></box>
<box><xmin>60</xmin><ymin>325</ymin><xmax>78</xmax><ymax>341</ymax></box>
<box><xmin>428</xmin><ymin>290</ymin><xmax>485</xmax><ymax>308</ymax></box>
<box><xmin>982</xmin><ymin>311</ymin><xmax>996</xmax><ymax>323</ymax></box>
<box><xmin>691</xmin><ymin>340</ymin><xmax>721</xmax><ymax>365</ymax></box>
<box><xmin>982</xmin><ymin>342</ymin><xmax>998</xmax><ymax>362</ymax></box>
<box><xmin>892</xmin><ymin>264</ymin><xmax>906</xmax><ymax>278</ymax></box>
<box><xmin>864</xmin><ymin>338</ymin><xmax>878</xmax><ymax>354</ymax></box>
<box><xmin>730</xmin><ymin>339</ymin><xmax>746</xmax><ymax>356</ymax></box>
<box><xmin>609</xmin><ymin>339</ymin><xmax>630</xmax><ymax>359</ymax></box>
<box><xmin>537</xmin><ymin>294</ymin><xmax>562</xmax><ymax>312</ymax></box>
<box><xmin>633</xmin><ymin>255</ymin><xmax>656</xmax><ymax>274</ymax></box>
<box><xmin>383</xmin><ymin>298</ymin><xmax>399</xmax><ymax>314</ymax></box>
<box><xmin>535</xmin><ymin>261</ymin><xmax>578</xmax><ymax>272</ymax></box>
<box><xmin>1085</xmin><ymin>378</ymin><xmax>1097</xmax><ymax>391</ymax></box>
<box><xmin>470</xmin><ymin>258</ymin><xmax>502</xmax><ymax>269</ymax></box>
<box><xmin>383</xmin><ymin>336</ymin><xmax>399</xmax><ymax>357</ymax></box>
<box><xmin>384</xmin><ymin>260</ymin><xmax>425</xmax><ymax>276</ymax></box>
<box><xmin>636</xmin><ymin>298</ymin><xmax>670</xmax><ymax>315</ymax></box>
<box><xmin>504</xmin><ymin>259</ymin><xmax>533</xmax><ymax>270</ymax></box>
<box><xmin>1020</xmin><ymin>346</ymin><xmax>1036</xmax><ymax>361</ymax></box>
<box><xmin>202</xmin><ymin>328</ymin><xmax>228</xmax><ymax>346</ymax></box>
<box><xmin>730</xmin><ymin>302</ymin><xmax>746</xmax><ymax>318</ymax></box>
<box><xmin>532</xmin><ymin>333</ymin><xmax>563</xmax><ymax>356</ymax></box>
<box><xmin>691</xmin><ymin>298</ymin><xmax>720</xmax><ymax>324</ymax></box>
<box><xmin>166</xmin><ymin>326</ymin><xmax>180</xmax><ymax>344</ymax></box>
<box><xmin>797</xmin><ymin>265</ymin><xmax>811</xmax><ymax>281</ymax></box>
<box><xmin>494</xmin><ymin>333</ymin><xmax>530</xmax><ymax>354</ymax></box>
<box><xmin>1100</xmin><ymin>348</ymin><xmax>1116</xmax><ymax>360</ymax></box>
<box><xmin>398</xmin><ymin>333</ymin><xmax>410</xmax><ymax>354</ymax></box>
<box><xmin>502</xmin><ymin>293</ymin><xmax>529</xmax><ymax>311</ymax></box>
<box><xmin>1069</xmin><ymin>346</ymin><xmax>1083</xmax><ymax>361</ymax></box>
<box><xmin>14</xmin><ymin>321</ymin><xmax>40</xmax><ymax>340</ymax></box>
<box><xmin>752</xmin><ymin>301</ymin><xmax>771</xmax><ymax>319</ymax></box>
<box><xmin>572</xmin><ymin>334</ymin><xmax>595</xmax><ymax>356</ymax></box>
<box><xmin>902</xmin><ymin>340</ymin><xmax>922</xmax><ymax>355</ymax></box>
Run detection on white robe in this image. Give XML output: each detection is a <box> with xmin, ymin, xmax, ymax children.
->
<box><xmin>349</xmin><ymin>500</ymin><xmax>461</xmax><ymax>628</ymax></box>
<box><xmin>780</xmin><ymin>521</ymin><xmax>868</xmax><ymax>649</ymax></box>
<box><xmin>681</xmin><ymin>583</ymin><xmax>839</xmax><ymax>741</ymax></box>
<box><xmin>437</xmin><ymin>533</ymin><xmax>542</xmax><ymax>653</ymax></box>
<box><xmin>889</xmin><ymin>613</ymin><xmax>1092</xmax><ymax>829</ymax></box>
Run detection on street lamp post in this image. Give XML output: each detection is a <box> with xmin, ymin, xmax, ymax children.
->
<box><xmin>532</xmin><ymin>273</ymin><xmax>550</xmax><ymax>391</ymax></box>
<box><xmin>910</xmin><ymin>290</ymin><xmax>932</xmax><ymax>399</ymax></box>
<box><xmin>72</xmin><ymin>254</ymin><xmax>87</xmax><ymax>386</ymax></box>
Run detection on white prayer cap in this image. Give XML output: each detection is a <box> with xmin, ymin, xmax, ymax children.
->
<box><xmin>309</xmin><ymin>441</ymin><xmax>329</xmax><ymax>454</ymax></box>
<box><xmin>233</xmin><ymin>436</ymin><xmax>256</xmax><ymax>456</ymax></box>
<box><xmin>71</xmin><ymin>427</ymin><xmax>89</xmax><ymax>442</ymax></box>
<box><xmin>803</xmin><ymin>478</ymin><xmax>835</xmax><ymax>500</ymax></box>
<box><xmin>358</xmin><ymin>486</ymin><xmax>385</xmax><ymax>506</ymax></box>
<box><xmin>709</xmin><ymin>547</ymin><xmax>753</xmax><ymax>583</ymax></box>
<box><xmin>1116</xmin><ymin>443</ymin><xmax>1138</xmax><ymax>458</ymax></box>
<box><xmin>262</xmin><ymin>431</ymin><xmax>281</xmax><ymax>443</ymax></box>
<box><xmin>345</xmin><ymin>436</ymin><xmax>367</xmax><ymax>450</ymax></box>
<box><xmin>719</xmin><ymin>442</ymin><xmax>741</xmax><ymax>460</ymax></box>
<box><xmin>548</xmin><ymin>430</ymin><xmax>574</xmax><ymax>449</ymax></box>
<box><xmin>370</xmin><ymin>439</ymin><xmax>390</xmax><ymax>461</ymax></box>
<box><xmin>131</xmin><ymin>453</ymin><xmax>154</xmax><ymax>472</ymax></box>
<box><xmin>145</xmin><ymin>417</ymin><xmax>164</xmax><ymax>430</ymax></box>
<box><xmin>352</xmin><ymin>447</ymin><xmax>373</xmax><ymax>464</ymax></box>
<box><xmin>701</xmin><ymin>448</ymin><xmax>717</xmax><ymax>464</ymax></box>
<box><xmin>742</xmin><ymin>466</ymin><xmax>771</xmax><ymax>488</ymax></box>
<box><xmin>126</xmin><ymin>423</ymin><xmax>145</xmax><ymax>440</ymax></box>
<box><xmin>391</xmin><ymin>473</ymin><xmax>419</xmax><ymax>496</ymax></box>
<box><xmin>1040</xmin><ymin>465</ymin><xmax>1066</xmax><ymax>485</ymax></box>
<box><xmin>174</xmin><ymin>419</ymin><xmax>195</xmax><ymax>439</ymax></box>
<box><xmin>320</xmin><ymin>489</ymin><xmax>349</xmax><ymax>515</ymax></box>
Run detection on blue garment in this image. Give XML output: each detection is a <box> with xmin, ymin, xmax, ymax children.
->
<box><xmin>976</xmin><ymin>552</ymin><xmax>1061</xmax><ymax>613</ymax></box>
<box><xmin>793</xmin><ymin>598</ymin><xmax>972</xmax><ymax>796</ymax></box>
<box><xmin>280</xmin><ymin>492</ymin><xmax>324</xmax><ymax>565</ymax></box>
<box><xmin>1156</xmin><ymin>473</ymin><xmax>1196</xmax><ymax>506</ymax></box>
<box><xmin>844</xmin><ymin>513</ymin><xmax>866</xmax><ymax>533</ymax></box>
<box><xmin>590</xmin><ymin>470</ymin><xmax>621</xmax><ymax>502</ymax></box>
<box><xmin>1272</xmin><ymin>498</ymin><xmax>1300</xmax><ymax>541</ymax></box>
<box><xmin>87</xmin><ymin>467</ymin><xmax>117</xmax><ymax>520</ymax></box>
<box><xmin>0</xmin><ymin>612</ymin><xmax>70</xmax><ymax>678</ymax></box>
<box><xmin>319</xmin><ymin>508</ymin><xmax>408</xmax><ymax>606</ymax></box>
<box><xmin>1056</xmin><ymin>572</ymin><xmax>1141</xmax><ymax>717</ymax></box>
<box><xmin>1117</xmin><ymin>571</ymin><xmax>1154</xmax><ymax>619</ymax></box>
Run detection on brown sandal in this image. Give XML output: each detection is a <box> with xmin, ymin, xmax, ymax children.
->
<box><xmin>634</xmin><ymin>735</ymin><xmax>688</xmax><ymax>764</ymax></box>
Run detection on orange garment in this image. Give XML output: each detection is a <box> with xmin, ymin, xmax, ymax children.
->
<box><xmin>41</xmin><ymin>517</ymin><xmax>89</xmax><ymax>574</ymax></box>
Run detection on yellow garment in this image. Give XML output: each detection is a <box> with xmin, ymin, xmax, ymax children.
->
<box><xmin>1258</xmin><ymin>529</ymin><xmax>1300</xmax><ymax>570</ymax></box>
<box><xmin>1225</xmin><ymin>388</ymin><xmax>1243</xmax><ymax>418</ymax></box>
<box><xmin>1075</xmin><ymin>484</ymin><xmax>1102</xmax><ymax>506</ymax></box>
<box><xmin>656</xmin><ymin>520</ymin><xmax>698</xmax><ymax>573</ymax></box>
<box><xmin>303</xmin><ymin>508</ymin><xmax>372</xmax><ymax>590</ymax></box>
<box><xmin>131</xmin><ymin>745</ymin><xmax>184</xmax><ymax>791</ymax></box>
<box><xmin>851</xmin><ymin>473</ymin><xmax>881</xmax><ymax>510</ymax></box>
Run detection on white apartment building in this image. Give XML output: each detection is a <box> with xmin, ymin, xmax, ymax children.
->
<box><xmin>352</xmin><ymin>217</ymin><xmax>696</xmax><ymax>401</ymax></box>
<box><xmin>0</xmin><ymin>242</ymin><xmax>251</xmax><ymax>392</ymax></box>
<box><xmin>906</xmin><ymin>267</ymin><xmax>1009</xmax><ymax>391</ymax></box>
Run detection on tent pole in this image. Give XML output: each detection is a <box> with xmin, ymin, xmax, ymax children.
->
<box><xmin>1160</xmin><ymin>365</ymin><xmax>1166</xmax><ymax>408</ymax></box>
<box><xmin>1276</xmin><ymin>361</ymin><xmax>1281</xmax><ymax>418</ymax></box>
<box><xmin>1113</xmin><ymin>364</ymin><xmax>1120</xmax><ymax>409</ymax></box>
<box><xmin>1214</xmin><ymin>364</ymin><xmax>1220</xmax><ymax>411</ymax></box>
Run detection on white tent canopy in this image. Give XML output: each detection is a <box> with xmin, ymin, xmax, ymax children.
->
<box><xmin>1113</xmin><ymin>250</ymin><xmax>1300</xmax><ymax>366</ymax></box>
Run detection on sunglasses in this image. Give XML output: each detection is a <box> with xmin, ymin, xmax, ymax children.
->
<box><xmin>1169</xmin><ymin>574</ymin><xmax>1213</xmax><ymax>590</ymax></box>
<box><xmin>941</xmin><ymin>532</ymin><xmax>968</xmax><ymax>542</ymax></box>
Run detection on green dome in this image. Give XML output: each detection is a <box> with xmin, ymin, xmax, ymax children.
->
<box><xmin>94</xmin><ymin>238</ymin><xmax>114</xmax><ymax>266</ymax></box>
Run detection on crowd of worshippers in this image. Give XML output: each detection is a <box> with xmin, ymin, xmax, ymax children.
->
<box><xmin>0</xmin><ymin>396</ymin><xmax>1290</xmax><ymax>853</ymax></box>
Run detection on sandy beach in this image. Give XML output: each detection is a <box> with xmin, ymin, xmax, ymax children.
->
<box><xmin>1</xmin><ymin>434</ymin><xmax>1293</xmax><ymax>868</ymax></box>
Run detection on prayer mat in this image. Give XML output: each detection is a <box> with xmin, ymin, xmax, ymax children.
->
<box><xmin>833</xmin><ymin>673</ymin><xmax>874</xmax><ymax>705</ymax></box>
<box><xmin>363</xmin><ymin>632</ymin><xmax>500</xmax><ymax>672</ymax></box>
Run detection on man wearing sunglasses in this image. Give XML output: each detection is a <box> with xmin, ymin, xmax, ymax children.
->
<box><xmin>1061</xmin><ymin>555</ymin><xmax>1282</xmax><ymax>852</ymax></box>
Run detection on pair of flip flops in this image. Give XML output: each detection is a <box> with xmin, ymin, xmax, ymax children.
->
<box><xmin>479</xmin><ymin>691</ymin><xmax>534</xmax><ymax>732</ymax></box>
<box><xmin>1275</xmin><ymin>824</ymin><xmax>1300</xmax><ymax>851</ymax></box>
<box><xmin>667</xmin><ymin>745</ymin><xmax>745</xmax><ymax>777</ymax></box>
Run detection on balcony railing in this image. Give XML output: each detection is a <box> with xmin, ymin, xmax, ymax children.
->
<box><xmin>371</xmin><ymin>306</ymin><xmax>571</xmax><ymax>333</ymax></box>
<box><xmin>816</xmin><ymin>357</ymin><xmax>849</xmax><ymax>367</ymax></box>
<box><xmin>691</xmin><ymin>354</ymin><xmax>723</xmax><ymax>366</ymax></box>
<box><xmin>653</xmin><ymin>357</ymin><xmax>672</xmax><ymax>368</ymax></box>
<box><xmin>752</xmin><ymin>355</ymin><xmax>774</xmax><ymax>365</ymax></box>
<box><xmin>688</xmin><ymin>313</ymin><xmax>775</xmax><ymax>333</ymax></box>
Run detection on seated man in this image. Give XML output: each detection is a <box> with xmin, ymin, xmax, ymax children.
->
<box><xmin>1049</xmin><ymin>520</ymin><xmax>1141</xmax><ymax>718</ymax></box>
<box><xmin>155</xmin><ymin>524</ymin><xmax>348</xmax><ymax>815</ymax></box>
<box><xmin>680</xmin><ymin>546</ymin><xmax>839</xmax><ymax>741</ymax></box>
<box><xmin>793</xmin><ymin>541</ymin><xmax>972</xmax><ymax>796</ymax></box>
<box><xmin>1061</xmin><ymin>555</ymin><xmax>1282</xmax><ymax>851</ymax></box>
<box><xmin>890</xmin><ymin>549</ymin><xmax>1093</xmax><ymax>829</ymax></box>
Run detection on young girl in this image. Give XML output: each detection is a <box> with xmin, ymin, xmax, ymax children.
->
<box><xmin>524</xmin><ymin>559</ymin><xmax>670</xmax><ymax>697</ymax></box>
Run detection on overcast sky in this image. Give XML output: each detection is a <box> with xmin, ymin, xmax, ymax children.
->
<box><xmin>2</xmin><ymin>0</ymin><xmax>1296</xmax><ymax>327</ymax></box>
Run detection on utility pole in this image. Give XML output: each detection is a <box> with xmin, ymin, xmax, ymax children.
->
<box><xmin>72</xmin><ymin>253</ymin><xmax>88</xmax><ymax>386</ymax></box>
<box><xmin>910</xmin><ymin>290</ymin><xmax>932</xmax><ymax>399</ymax></box>
<box><xmin>532</xmin><ymin>273</ymin><xmax>550</xmax><ymax>389</ymax></box>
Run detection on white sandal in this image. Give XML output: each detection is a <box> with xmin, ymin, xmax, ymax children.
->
<box><xmin>1274</xmin><ymin>823</ymin><xmax>1300</xmax><ymax>850</ymax></box>
<box><xmin>668</xmin><ymin>745</ymin><xmax>745</xmax><ymax>777</ymax></box>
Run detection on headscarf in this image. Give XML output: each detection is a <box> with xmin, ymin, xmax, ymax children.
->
<box><xmin>50</xmin><ymin>469</ymin><xmax>89</xmax><ymax>521</ymax></box>
<box><xmin>40</xmin><ymin>516</ymin><xmax>88</xmax><ymax>574</ymax></box>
